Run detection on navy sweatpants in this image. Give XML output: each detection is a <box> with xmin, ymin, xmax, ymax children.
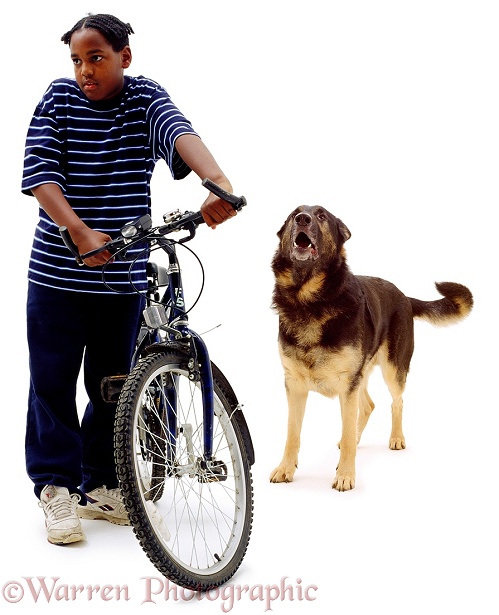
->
<box><xmin>26</xmin><ymin>282</ymin><xmax>144</xmax><ymax>500</ymax></box>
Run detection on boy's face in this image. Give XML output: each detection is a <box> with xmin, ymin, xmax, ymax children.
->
<box><xmin>69</xmin><ymin>28</ymin><xmax>132</xmax><ymax>101</ymax></box>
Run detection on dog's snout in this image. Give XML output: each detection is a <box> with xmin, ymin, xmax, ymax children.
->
<box><xmin>295</xmin><ymin>213</ymin><xmax>312</xmax><ymax>227</ymax></box>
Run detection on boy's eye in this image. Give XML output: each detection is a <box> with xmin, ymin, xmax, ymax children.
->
<box><xmin>72</xmin><ymin>55</ymin><xmax>103</xmax><ymax>66</ymax></box>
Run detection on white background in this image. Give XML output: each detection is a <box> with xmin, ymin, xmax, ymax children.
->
<box><xmin>1</xmin><ymin>1</ymin><xmax>497</xmax><ymax>613</ymax></box>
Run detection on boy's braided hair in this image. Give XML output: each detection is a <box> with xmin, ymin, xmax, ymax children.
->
<box><xmin>61</xmin><ymin>14</ymin><xmax>134</xmax><ymax>51</ymax></box>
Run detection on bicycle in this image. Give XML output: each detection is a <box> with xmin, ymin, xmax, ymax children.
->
<box><xmin>60</xmin><ymin>179</ymin><xmax>254</xmax><ymax>590</ymax></box>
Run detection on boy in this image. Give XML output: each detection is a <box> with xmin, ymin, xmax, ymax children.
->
<box><xmin>22</xmin><ymin>13</ymin><xmax>238</xmax><ymax>545</ymax></box>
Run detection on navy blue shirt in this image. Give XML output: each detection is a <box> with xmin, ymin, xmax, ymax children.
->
<box><xmin>22</xmin><ymin>75</ymin><xmax>198</xmax><ymax>293</ymax></box>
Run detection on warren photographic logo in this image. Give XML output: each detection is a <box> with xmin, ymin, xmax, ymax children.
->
<box><xmin>2</xmin><ymin>576</ymin><xmax>318</xmax><ymax>612</ymax></box>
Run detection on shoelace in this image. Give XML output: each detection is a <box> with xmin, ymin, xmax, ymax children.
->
<box><xmin>93</xmin><ymin>487</ymin><xmax>121</xmax><ymax>499</ymax></box>
<box><xmin>41</xmin><ymin>494</ymin><xmax>80</xmax><ymax>520</ymax></box>
<box><xmin>106</xmin><ymin>488</ymin><xmax>121</xmax><ymax>498</ymax></box>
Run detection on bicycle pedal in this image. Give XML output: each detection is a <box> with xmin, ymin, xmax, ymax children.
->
<box><xmin>101</xmin><ymin>375</ymin><xmax>128</xmax><ymax>403</ymax></box>
<box><xmin>199</xmin><ymin>460</ymin><xmax>228</xmax><ymax>483</ymax></box>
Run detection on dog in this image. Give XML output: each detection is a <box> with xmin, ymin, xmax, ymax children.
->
<box><xmin>269</xmin><ymin>205</ymin><xmax>473</xmax><ymax>491</ymax></box>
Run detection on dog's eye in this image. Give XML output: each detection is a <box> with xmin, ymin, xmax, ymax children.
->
<box><xmin>317</xmin><ymin>212</ymin><xmax>327</xmax><ymax>221</ymax></box>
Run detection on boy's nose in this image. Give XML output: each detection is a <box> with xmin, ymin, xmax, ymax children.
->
<box><xmin>80</xmin><ymin>62</ymin><xmax>93</xmax><ymax>76</ymax></box>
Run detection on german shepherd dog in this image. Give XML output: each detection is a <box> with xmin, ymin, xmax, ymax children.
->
<box><xmin>269</xmin><ymin>206</ymin><xmax>473</xmax><ymax>491</ymax></box>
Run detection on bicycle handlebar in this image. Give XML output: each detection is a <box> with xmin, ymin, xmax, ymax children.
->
<box><xmin>59</xmin><ymin>179</ymin><xmax>246</xmax><ymax>265</ymax></box>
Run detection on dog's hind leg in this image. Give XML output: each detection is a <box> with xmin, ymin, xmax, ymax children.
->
<box><xmin>381</xmin><ymin>315</ymin><xmax>413</xmax><ymax>450</ymax></box>
<box><xmin>270</xmin><ymin>377</ymin><xmax>308</xmax><ymax>484</ymax></box>
<box><xmin>380</xmin><ymin>359</ymin><xmax>407</xmax><ymax>450</ymax></box>
<box><xmin>356</xmin><ymin>360</ymin><xmax>377</xmax><ymax>444</ymax></box>
<box><xmin>388</xmin><ymin>384</ymin><xmax>405</xmax><ymax>450</ymax></box>
<box><xmin>356</xmin><ymin>382</ymin><xmax>375</xmax><ymax>445</ymax></box>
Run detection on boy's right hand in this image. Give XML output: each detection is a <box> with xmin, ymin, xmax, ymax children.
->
<box><xmin>72</xmin><ymin>227</ymin><xmax>113</xmax><ymax>266</ymax></box>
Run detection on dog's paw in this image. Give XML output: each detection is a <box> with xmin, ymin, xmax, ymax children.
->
<box><xmin>389</xmin><ymin>436</ymin><xmax>406</xmax><ymax>450</ymax></box>
<box><xmin>332</xmin><ymin>472</ymin><xmax>355</xmax><ymax>491</ymax></box>
<box><xmin>269</xmin><ymin>464</ymin><xmax>296</xmax><ymax>483</ymax></box>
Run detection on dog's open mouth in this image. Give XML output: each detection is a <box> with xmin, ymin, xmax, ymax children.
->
<box><xmin>292</xmin><ymin>232</ymin><xmax>318</xmax><ymax>261</ymax></box>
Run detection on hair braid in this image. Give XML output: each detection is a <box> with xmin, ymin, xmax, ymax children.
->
<box><xmin>61</xmin><ymin>13</ymin><xmax>134</xmax><ymax>51</ymax></box>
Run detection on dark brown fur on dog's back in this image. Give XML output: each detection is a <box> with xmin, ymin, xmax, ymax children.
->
<box><xmin>270</xmin><ymin>205</ymin><xmax>473</xmax><ymax>491</ymax></box>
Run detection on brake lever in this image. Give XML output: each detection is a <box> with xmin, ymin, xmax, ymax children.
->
<box><xmin>80</xmin><ymin>236</ymin><xmax>127</xmax><ymax>261</ymax></box>
<box><xmin>178</xmin><ymin>220</ymin><xmax>200</xmax><ymax>244</ymax></box>
<box><xmin>59</xmin><ymin>226</ymin><xmax>127</xmax><ymax>264</ymax></box>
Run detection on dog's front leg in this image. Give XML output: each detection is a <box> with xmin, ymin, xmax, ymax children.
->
<box><xmin>333</xmin><ymin>389</ymin><xmax>359</xmax><ymax>491</ymax></box>
<box><xmin>270</xmin><ymin>379</ymin><xmax>308</xmax><ymax>484</ymax></box>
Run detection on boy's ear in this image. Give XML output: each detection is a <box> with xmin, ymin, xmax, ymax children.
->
<box><xmin>121</xmin><ymin>46</ymin><xmax>132</xmax><ymax>68</ymax></box>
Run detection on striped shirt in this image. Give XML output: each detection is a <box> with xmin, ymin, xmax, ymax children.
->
<box><xmin>22</xmin><ymin>75</ymin><xmax>198</xmax><ymax>293</ymax></box>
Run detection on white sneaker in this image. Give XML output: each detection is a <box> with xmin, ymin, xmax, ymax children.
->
<box><xmin>78</xmin><ymin>486</ymin><xmax>130</xmax><ymax>526</ymax></box>
<box><xmin>39</xmin><ymin>485</ymin><xmax>85</xmax><ymax>545</ymax></box>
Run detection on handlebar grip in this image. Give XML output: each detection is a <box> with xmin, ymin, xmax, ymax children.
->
<box><xmin>202</xmin><ymin>178</ymin><xmax>247</xmax><ymax>211</ymax></box>
<box><xmin>59</xmin><ymin>226</ymin><xmax>84</xmax><ymax>266</ymax></box>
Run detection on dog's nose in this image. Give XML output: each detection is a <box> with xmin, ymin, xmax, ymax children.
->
<box><xmin>295</xmin><ymin>213</ymin><xmax>312</xmax><ymax>227</ymax></box>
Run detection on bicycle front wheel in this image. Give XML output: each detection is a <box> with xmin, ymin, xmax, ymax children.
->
<box><xmin>114</xmin><ymin>351</ymin><xmax>253</xmax><ymax>590</ymax></box>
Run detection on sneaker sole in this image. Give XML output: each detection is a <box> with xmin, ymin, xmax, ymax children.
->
<box><xmin>47</xmin><ymin>531</ymin><xmax>86</xmax><ymax>545</ymax></box>
<box><xmin>78</xmin><ymin>508</ymin><xmax>130</xmax><ymax>526</ymax></box>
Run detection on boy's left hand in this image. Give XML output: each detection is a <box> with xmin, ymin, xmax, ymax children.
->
<box><xmin>201</xmin><ymin>194</ymin><xmax>237</xmax><ymax>229</ymax></box>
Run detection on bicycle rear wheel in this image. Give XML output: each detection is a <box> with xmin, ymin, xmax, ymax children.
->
<box><xmin>114</xmin><ymin>351</ymin><xmax>253</xmax><ymax>590</ymax></box>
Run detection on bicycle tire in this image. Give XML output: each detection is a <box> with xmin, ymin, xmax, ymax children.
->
<box><xmin>114</xmin><ymin>351</ymin><xmax>253</xmax><ymax>590</ymax></box>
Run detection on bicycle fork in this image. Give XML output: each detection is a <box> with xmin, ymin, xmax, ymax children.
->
<box><xmin>160</xmin><ymin>332</ymin><xmax>226</xmax><ymax>482</ymax></box>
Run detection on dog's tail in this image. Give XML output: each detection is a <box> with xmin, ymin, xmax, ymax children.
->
<box><xmin>409</xmin><ymin>282</ymin><xmax>473</xmax><ymax>326</ymax></box>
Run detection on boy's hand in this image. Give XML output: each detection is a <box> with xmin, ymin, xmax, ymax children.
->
<box><xmin>72</xmin><ymin>227</ymin><xmax>113</xmax><ymax>266</ymax></box>
<box><xmin>201</xmin><ymin>194</ymin><xmax>237</xmax><ymax>229</ymax></box>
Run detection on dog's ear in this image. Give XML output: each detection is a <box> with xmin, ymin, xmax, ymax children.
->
<box><xmin>277</xmin><ymin>220</ymin><xmax>287</xmax><ymax>240</ymax></box>
<box><xmin>336</xmin><ymin>217</ymin><xmax>351</xmax><ymax>243</ymax></box>
<box><xmin>277</xmin><ymin>208</ymin><xmax>300</xmax><ymax>239</ymax></box>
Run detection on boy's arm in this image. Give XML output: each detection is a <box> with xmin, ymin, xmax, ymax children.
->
<box><xmin>174</xmin><ymin>134</ymin><xmax>237</xmax><ymax>229</ymax></box>
<box><xmin>31</xmin><ymin>183</ymin><xmax>113</xmax><ymax>266</ymax></box>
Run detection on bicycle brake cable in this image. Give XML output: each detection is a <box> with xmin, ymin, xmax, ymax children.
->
<box><xmin>100</xmin><ymin>237</ymin><xmax>205</xmax><ymax>318</ymax></box>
